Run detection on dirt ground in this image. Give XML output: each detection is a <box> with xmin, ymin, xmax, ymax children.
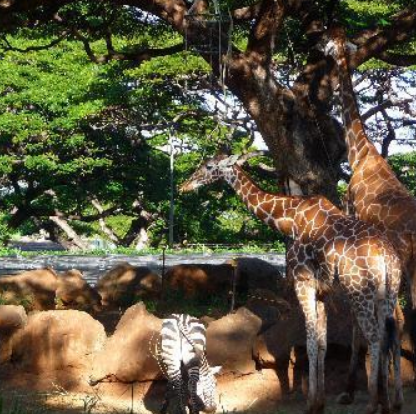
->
<box><xmin>1</xmin><ymin>368</ymin><xmax>416</xmax><ymax>414</ymax></box>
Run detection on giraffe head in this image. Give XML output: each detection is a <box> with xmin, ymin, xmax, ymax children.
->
<box><xmin>320</xmin><ymin>25</ymin><xmax>357</xmax><ymax>61</ymax></box>
<box><xmin>180</xmin><ymin>153</ymin><xmax>242</xmax><ymax>193</ymax></box>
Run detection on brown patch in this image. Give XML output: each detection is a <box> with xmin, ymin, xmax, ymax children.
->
<box><xmin>256</xmin><ymin>207</ymin><xmax>268</xmax><ymax>221</ymax></box>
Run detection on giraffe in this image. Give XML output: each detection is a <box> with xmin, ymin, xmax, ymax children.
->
<box><xmin>180</xmin><ymin>153</ymin><xmax>403</xmax><ymax>414</ymax></box>
<box><xmin>323</xmin><ymin>24</ymin><xmax>416</xmax><ymax>389</ymax></box>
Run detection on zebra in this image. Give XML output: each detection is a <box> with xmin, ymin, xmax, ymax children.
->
<box><xmin>157</xmin><ymin>314</ymin><xmax>221</xmax><ymax>414</ymax></box>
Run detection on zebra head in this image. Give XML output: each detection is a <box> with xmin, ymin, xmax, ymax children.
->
<box><xmin>191</xmin><ymin>362</ymin><xmax>221</xmax><ymax>413</ymax></box>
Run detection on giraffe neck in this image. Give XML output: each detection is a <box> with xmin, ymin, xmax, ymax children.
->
<box><xmin>334</xmin><ymin>42</ymin><xmax>374</xmax><ymax>170</ymax></box>
<box><xmin>223</xmin><ymin>166</ymin><xmax>300</xmax><ymax>237</ymax></box>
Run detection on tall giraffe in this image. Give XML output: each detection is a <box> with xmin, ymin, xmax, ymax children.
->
<box><xmin>180</xmin><ymin>154</ymin><xmax>402</xmax><ymax>414</ymax></box>
<box><xmin>324</xmin><ymin>25</ymin><xmax>416</xmax><ymax>384</ymax></box>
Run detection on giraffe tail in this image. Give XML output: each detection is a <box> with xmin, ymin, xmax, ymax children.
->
<box><xmin>379</xmin><ymin>257</ymin><xmax>395</xmax><ymax>355</ymax></box>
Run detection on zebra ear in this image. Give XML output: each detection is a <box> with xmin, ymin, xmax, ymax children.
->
<box><xmin>211</xmin><ymin>366</ymin><xmax>222</xmax><ymax>375</ymax></box>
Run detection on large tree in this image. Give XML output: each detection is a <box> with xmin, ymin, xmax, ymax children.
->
<box><xmin>0</xmin><ymin>29</ymin><xmax>277</xmax><ymax>248</ymax></box>
<box><xmin>0</xmin><ymin>0</ymin><xmax>415</xmax><ymax>204</ymax></box>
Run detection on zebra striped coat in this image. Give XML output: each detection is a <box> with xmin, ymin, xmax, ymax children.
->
<box><xmin>158</xmin><ymin>314</ymin><xmax>221</xmax><ymax>414</ymax></box>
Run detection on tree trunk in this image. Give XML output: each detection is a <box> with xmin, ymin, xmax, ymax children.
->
<box><xmin>49</xmin><ymin>215</ymin><xmax>89</xmax><ymax>250</ymax></box>
<box><xmin>91</xmin><ymin>199</ymin><xmax>121</xmax><ymax>245</ymax></box>
<box><xmin>186</xmin><ymin>6</ymin><xmax>346</xmax><ymax>203</ymax></box>
<box><xmin>134</xmin><ymin>227</ymin><xmax>150</xmax><ymax>251</ymax></box>
<box><xmin>220</xmin><ymin>55</ymin><xmax>345</xmax><ymax>203</ymax></box>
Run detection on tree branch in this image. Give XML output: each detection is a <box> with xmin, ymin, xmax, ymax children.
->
<box><xmin>350</xmin><ymin>8</ymin><xmax>416</xmax><ymax>68</ymax></box>
<box><xmin>1</xmin><ymin>32</ymin><xmax>68</xmax><ymax>52</ymax></box>
<box><xmin>246</xmin><ymin>0</ymin><xmax>285</xmax><ymax>63</ymax></box>
<box><xmin>377</xmin><ymin>51</ymin><xmax>416</xmax><ymax>67</ymax></box>
<box><xmin>232</xmin><ymin>3</ymin><xmax>261</xmax><ymax>21</ymax></box>
<box><xmin>49</xmin><ymin>214</ymin><xmax>89</xmax><ymax>250</ymax></box>
<box><xmin>65</xmin><ymin>17</ymin><xmax>185</xmax><ymax>64</ymax></box>
<box><xmin>91</xmin><ymin>199</ymin><xmax>120</xmax><ymax>244</ymax></box>
<box><xmin>287</xmin><ymin>0</ymin><xmax>326</xmax><ymax>46</ymax></box>
<box><xmin>361</xmin><ymin>98</ymin><xmax>413</xmax><ymax>122</ymax></box>
<box><xmin>380</xmin><ymin>107</ymin><xmax>396</xmax><ymax>158</ymax></box>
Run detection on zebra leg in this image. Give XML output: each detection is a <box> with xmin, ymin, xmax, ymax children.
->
<box><xmin>161</xmin><ymin>380</ymin><xmax>173</xmax><ymax>414</ymax></box>
<box><xmin>188</xmin><ymin>377</ymin><xmax>199</xmax><ymax>414</ymax></box>
<box><xmin>163</xmin><ymin>377</ymin><xmax>187</xmax><ymax>414</ymax></box>
<box><xmin>160</xmin><ymin>385</ymin><xmax>169</xmax><ymax>414</ymax></box>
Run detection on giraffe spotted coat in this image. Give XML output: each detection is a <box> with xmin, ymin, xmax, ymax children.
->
<box><xmin>181</xmin><ymin>154</ymin><xmax>402</xmax><ymax>414</ymax></box>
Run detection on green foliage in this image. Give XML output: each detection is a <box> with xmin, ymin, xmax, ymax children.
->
<box><xmin>340</xmin><ymin>1</ymin><xmax>402</xmax><ymax>32</ymax></box>
<box><xmin>389</xmin><ymin>151</ymin><xmax>416</xmax><ymax>196</ymax></box>
<box><xmin>176</xmin><ymin>153</ymin><xmax>286</xmax><ymax>248</ymax></box>
<box><xmin>0</xmin><ymin>1</ymin><xmax>413</xmax><ymax>250</ymax></box>
<box><xmin>0</xmin><ymin>291</ymin><xmax>34</xmax><ymax>311</ymax></box>
<box><xmin>0</xmin><ymin>243</ymin><xmax>285</xmax><ymax>257</ymax></box>
<box><xmin>149</xmin><ymin>288</ymin><xmax>230</xmax><ymax>319</ymax></box>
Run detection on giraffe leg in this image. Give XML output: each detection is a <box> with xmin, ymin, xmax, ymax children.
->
<box><xmin>352</xmin><ymin>302</ymin><xmax>380</xmax><ymax>414</ymax></box>
<box><xmin>408</xmin><ymin>256</ymin><xmax>416</xmax><ymax>387</ymax></box>
<box><xmin>295</xmin><ymin>278</ymin><xmax>323</xmax><ymax>414</ymax></box>
<box><xmin>337</xmin><ymin>319</ymin><xmax>361</xmax><ymax>405</ymax></box>
<box><xmin>377</xmin><ymin>305</ymin><xmax>391</xmax><ymax>414</ymax></box>
<box><xmin>392</xmin><ymin>306</ymin><xmax>404</xmax><ymax>410</ymax></box>
<box><xmin>365</xmin><ymin>335</ymin><xmax>381</xmax><ymax>414</ymax></box>
<box><xmin>316</xmin><ymin>300</ymin><xmax>327</xmax><ymax>410</ymax></box>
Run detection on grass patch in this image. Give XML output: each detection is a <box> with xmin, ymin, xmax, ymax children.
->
<box><xmin>0</xmin><ymin>243</ymin><xmax>286</xmax><ymax>257</ymax></box>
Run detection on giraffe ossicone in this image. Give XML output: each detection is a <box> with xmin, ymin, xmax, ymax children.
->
<box><xmin>181</xmin><ymin>153</ymin><xmax>402</xmax><ymax>414</ymax></box>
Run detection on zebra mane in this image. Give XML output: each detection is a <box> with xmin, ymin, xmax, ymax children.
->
<box><xmin>176</xmin><ymin>317</ymin><xmax>208</xmax><ymax>366</ymax></box>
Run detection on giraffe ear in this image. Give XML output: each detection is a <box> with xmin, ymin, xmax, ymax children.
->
<box><xmin>345</xmin><ymin>41</ymin><xmax>358</xmax><ymax>53</ymax></box>
<box><xmin>228</xmin><ymin>155</ymin><xmax>240</xmax><ymax>165</ymax></box>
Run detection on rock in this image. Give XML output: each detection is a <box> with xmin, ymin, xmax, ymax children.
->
<box><xmin>97</xmin><ymin>263</ymin><xmax>161</xmax><ymax>307</ymax></box>
<box><xmin>0</xmin><ymin>304</ymin><xmax>27</xmax><ymax>332</ymax></box>
<box><xmin>12</xmin><ymin>310</ymin><xmax>106</xmax><ymax>373</ymax></box>
<box><xmin>91</xmin><ymin>302</ymin><xmax>162</xmax><ymax>383</ymax></box>
<box><xmin>56</xmin><ymin>269</ymin><xmax>102</xmax><ymax>312</ymax></box>
<box><xmin>0</xmin><ymin>305</ymin><xmax>27</xmax><ymax>363</ymax></box>
<box><xmin>0</xmin><ymin>268</ymin><xmax>58</xmax><ymax>311</ymax></box>
<box><xmin>253</xmin><ymin>310</ymin><xmax>305</xmax><ymax>368</ymax></box>
<box><xmin>253</xmin><ymin>285</ymin><xmax>354</xmax><ymax>369</ymax></box>
<box><xmin>206</xmin><ymin>307</ymin><xmax>262</xmax><ymax>374</ymax></box>
<box><xmin>165</xmin><ymin>264</ymin><xmax>233</xmax><ymax>297</ymax></box>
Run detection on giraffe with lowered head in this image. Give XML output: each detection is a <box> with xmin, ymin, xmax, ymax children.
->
<box><xmin>180</xmin><ymin>153</ymin><xmax>402</xmax><ymax>414</ymax></box>
<box><xmin>323</xmin><ymin>24</ymin><xmax>416</xmax><ymax>386</ymax></box>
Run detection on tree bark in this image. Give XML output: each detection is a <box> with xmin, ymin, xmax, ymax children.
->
<box><xmin>91</xmin><ymin>199</ymin><xmax>121</xmax><ymax>245</ymax></box>
<box><xmin>49</xmin><ymin>215</ymin><xmax>89</xmax><ymax>250</ymax></box>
